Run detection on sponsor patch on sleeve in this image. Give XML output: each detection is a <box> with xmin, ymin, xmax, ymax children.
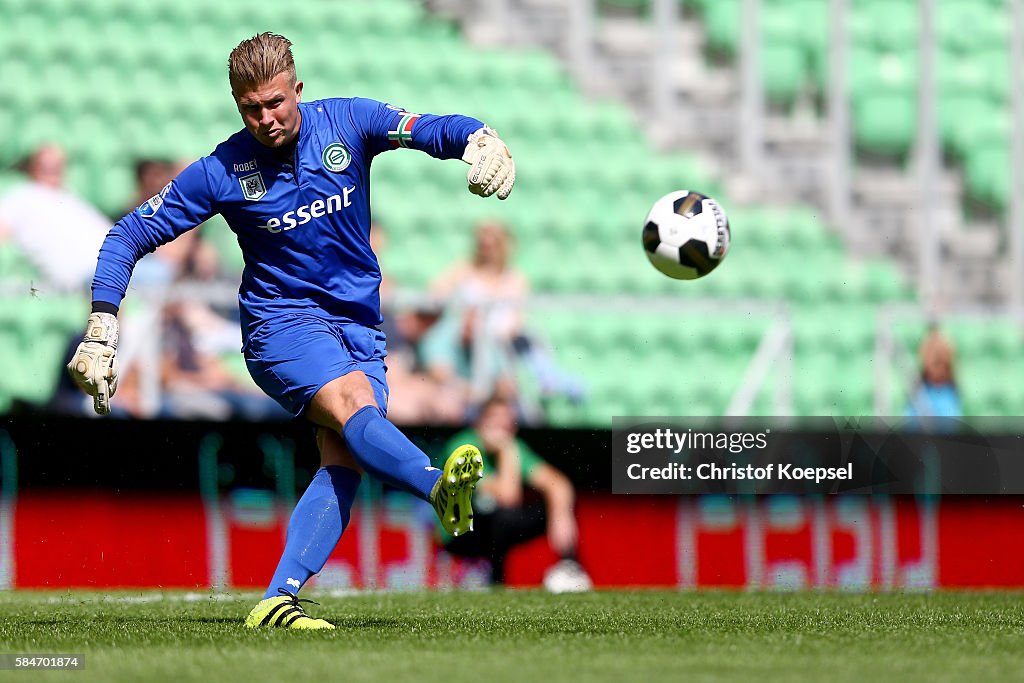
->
<box><xmin>138</xmin><ymin>182</ymin><xmax>172</xmax><ymax>218</ymax></box>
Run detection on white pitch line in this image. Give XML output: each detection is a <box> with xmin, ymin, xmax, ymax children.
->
<box><xmin>23</xmin><ymin>589</ymin><xmax>384</xmax><ymax>605</ymax></box>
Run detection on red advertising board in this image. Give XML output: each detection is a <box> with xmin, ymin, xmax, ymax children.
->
<box><xmin>4</xmin><ymin>492</ymin><xmax>1023</xmax><ymax>589</ymax></box>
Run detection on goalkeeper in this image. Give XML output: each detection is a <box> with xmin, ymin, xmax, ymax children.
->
<box><xmin>66</xmin><ymin>32</ymin><xmax>515</xmax><ymax>629</ymax></box>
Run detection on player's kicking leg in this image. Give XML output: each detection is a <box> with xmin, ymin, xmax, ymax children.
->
<box><xmin>243</xmin><ymin>320</ymin><xmax>481</xmax><ymax>628</ymax></box>
<box><xmin>309</xmin><ymin>372</ymin><xmax>484</xmax><ymax>534</ymax></box>
<box><xmin>245</xmin><ymin>444</ymin><xmax>483</xmax><ymax>630</ymax></box>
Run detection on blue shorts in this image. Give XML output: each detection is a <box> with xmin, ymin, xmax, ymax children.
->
<box><xmin>243</xmin><ymin>313</ymin><xmax>389</xmax><ymax>418</ymax></box>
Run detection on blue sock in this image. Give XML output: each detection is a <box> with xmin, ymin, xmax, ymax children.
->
<box><xmin>342</xmin><ymin>405</ymin><xmax>442</xmax><ymax>501</ymax></box>
<box><xmin>264</xmin><ymin>465</ymin><xmax>361</xmax><ymax>599</ymax></box>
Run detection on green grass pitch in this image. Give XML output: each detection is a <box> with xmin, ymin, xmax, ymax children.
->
<box><xmin>1</xmin><ymin>590</ymin><xmax>1023</xmax><ymax>682</ymax></box>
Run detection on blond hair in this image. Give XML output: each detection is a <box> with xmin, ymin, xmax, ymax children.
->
<box><xmin>228</xmin><ymin>32</ymin><xmax>296</xmax><ymax>92</ymax></box>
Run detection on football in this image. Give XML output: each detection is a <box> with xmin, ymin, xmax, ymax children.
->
<box><xmin>642</xmin><ymin>190</ymin><xmax>730</xmax><ymax>280</ymax></box>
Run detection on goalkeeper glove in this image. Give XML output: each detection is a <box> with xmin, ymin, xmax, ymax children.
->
<box><xmin>67</xmin><ymin>312</ymin><xmax>119</xmax><ymax>415</ymax></box>
<box><xmin>462</xmin><ymin>127</ymin><xmax>515</xmax><ymax>200</ymax></box>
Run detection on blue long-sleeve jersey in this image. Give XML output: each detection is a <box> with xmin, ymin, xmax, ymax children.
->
<box><xmin>93</xmin><ymin>97</ymin><xmax>482</xmax><ymax>341</ymax></box>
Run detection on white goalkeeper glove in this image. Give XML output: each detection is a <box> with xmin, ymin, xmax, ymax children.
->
<box><xmin>67</xmin><ymin>312</ymin><xmax>119</xmax><ymax>416</ymax></box>
<box><xmin>462</xmin><ymin>127</ymin><xmax>515</xmax><ymax>200</ymax></box>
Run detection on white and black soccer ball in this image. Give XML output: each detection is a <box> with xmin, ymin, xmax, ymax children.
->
<box><xmin>642</xmin><ymin>190</ymin><xmax>730</xmax><ymax>280</ymax></box>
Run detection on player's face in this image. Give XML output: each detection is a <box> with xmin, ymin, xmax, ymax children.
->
<box><xmin>233</xmin><ymin>72</ymin><xmax>304</xmax><ymax>149</ymax></box>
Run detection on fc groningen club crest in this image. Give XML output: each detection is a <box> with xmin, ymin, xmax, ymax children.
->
<box><xmin>322</xmin><ymin>143</ymin><xmax>351</xmax><ymax>173</ymax></box>
<box><xmin>239</xmin><ymin>172</ymin><xmax>266</xmax><ymax>201</ymax></box>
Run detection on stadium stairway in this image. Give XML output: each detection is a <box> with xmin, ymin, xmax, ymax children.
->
<box><xmin>489</xmin><ymin>0</ymin><xmax>1011</xmax><ymax>302</ymax></box>
<box><xmin>432</xmin><ymin>0</ymin><xmax>1022</xmax><ymax>421</ymax></box>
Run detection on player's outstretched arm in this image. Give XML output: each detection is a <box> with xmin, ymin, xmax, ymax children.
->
<box><xmin>71</xmin><ymin>158</ymin><xmax>216</xmax><ymax>415</ymax></box>
<box><xmin>67</xmin><ymin>311</ymin><xmax>119</xmax><ymax>415</ymax></box>
<box><xmin>462</xmin><ymin>127</ymin><xmax>515</xmax><ymax>200</ymax></box>
<box><xmin>351</xmin><ymin>99</ymin><xmax>516</xmax><ymax>199</ymax></box>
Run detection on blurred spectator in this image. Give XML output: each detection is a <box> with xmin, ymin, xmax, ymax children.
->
<box><xmin>0</xmin><ymin>143</ymin><xmax>111</xmax><ymax>290</ymax></box>
<box><xmin>373</xmin><ymin>222</ymin><xmax>465</xmax><ymax>424</ymax></box>
<box><xmin>430</xmin><ymin>220</ymin><xmax>529</xmax><ymax>337</ymax></box>
<box><xmin>158</xmin><ymin>299</ymin><xmax>288</xmax><ymax>421</ymax></box>
<box><xmin>117</xmin><ymin>158</ymin><xmax>174</xmax><ymax>221</ymax></box>
<box><xmin>425</xmin><ymin>221</ymin><xmax>529</xmax><ymax>398</ymax></box>
<box><xmin>151</xmin><ymin>217</ymin><xmax>278</xmax><ymax>419</ymax></box>
<box><xmin>905</xmin><ymin>325</ymin><xmax>963</xmax><ymax>418</ymax></box>
<box><xmin>422</xmin><ymin>221</ymin><xmax>527</xmax><ymax>409</ymax></box>
<box><xmin>128</xmin><ymin>159</ymin><xmax>225</xmax><ymax>288</ymax></box>
<box><xmin>422</xmin><ymin>220</ymin><xmax>584</xmax><ymax>420</ymax></box>
<box><xmin>440</xmin><ymin>393</ymin><xmax>592</xmax><ymax>592</ymax></box>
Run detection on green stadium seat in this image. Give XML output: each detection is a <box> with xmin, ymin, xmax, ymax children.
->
<box><xmin>954</xmin><ymin>321</ymin><xmax>1022</xmax><ymax>360</ymax></box>
<box><xmin>794</xmin><ymin>360</ymin><xmax>844</xmax><ymax>416</ymax></box>
<box><xmin>849</xmin><ymin>48</ymin><xmax>918</xmax><ymax>100</ymax></box>
<box><xmin>975</xmin><ymin>49</ymin><xmax>1013</xmax><ymax>104</ymax></box>
<box><xmin>710</xmin><ymin>316</ymin><xmax>768</xmax><ymax>355</ymax></box>
<box><xmin>938</xmin><ymin>51</ymin><xmax>991</xmax><ymax>99</ymax></box>
<box><xmin>836</xmin><ymin>360</ymin><xmax>875</xmax><ymax>415</ymax></box>
<box><xmin>789</xmin><ymin>0</ymin><xmax>828</xmax><ymax>53</ymax></box>
<box><xmin>3</xmin><ymin>18</ymin><xmax>59</xmax><ymax>69</ymax></box>
<box><xmin>851</xmin><ymin>1</ymin><xmax>918</xmax><ymax>51</ymax></box>
<box><xmin>587</xmin><ymin>103</ymin><xmax>644</xmax><ymax>145</ymax></box>
<box><xmin>86</xmin><ymin>163</ymin><xmax>134</xmax><ymax>219</ymax></box>
<box><xmin>761</xmin><ymin>42</ymin><xmax>807</xmax><ymax>107</ymax></box>
<box><xmin>938</xmin><ymin>2</ymin><xmax>1009</xmax><ymax>54</ymax></box>
<box><xmin>940</xmin><ymin>96</ymin><xmax>1000</xmax><ymax>157</ymax></box>
<box><xmin>761</xmin><ymin>1</ymin><xmax>803</xmax><ymax>41</ymax></box>
<box><xmin>733</xmin><ymin>206</ymin><xmax>834</xmax><ymax>253</ymax></box>
<box><xmin>738</xmin><ymin>257</ymin><xmax>791</xmax><ymax>300</ymax></box>
<box><xmin>513</xmin><ymin>50</ymin><xmax>568</xmax><ymax>92</ymax></box>
<box><xmin>21</xmin><ymin>331</ymin><xmax>70</xmax><ymax>404</ymax></box>
<box><xmin>960</xmin><ymin>362</ymin><xmax>1023</xmax><ymax>416</ymax></box>
<box><xmin>793</xmin><ymin>310</ymin><xmax>865</xmax><ymax>359</ymax></box>
<box><xmin>865</xmin><ymin>261</ymin><xmax>911</xmax><ymax>301</ymax></box>
<box><xmin>824</xmin><ymin>261</ymin><xmax>873</xmax><ymax>304</ymax></box>
<box><xmin>965</xmin><ymin>144</ymin><xmax>1011</xmax><ymax>209</ymax></box>
<box><xmin>0</xmin><ymin>299</ymin><xmax>72</xmax><ymax>405</ymax></box>
<box><xmin>953</xmin><ymin>106</ymin><xmax>1009</xmax><ymax>155</ymax></box>
<box><xmin>0</xmin><ymin>244</ymin><xmax>40</xmax><ymax>288</ymax></box>
<box><xmin>29</xmin><ymin>296</ymin><xmax>86</xmax><ymax>336</ymax></box>
<box><xmin>853</xmin><ymin>93</ymin><xmax>916</xmax><ymax>156</ymax></box>
<box><xmin>704</xmin><ymin>0</ymin><xmax>740</xmax><ymax>57</ymax></box>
